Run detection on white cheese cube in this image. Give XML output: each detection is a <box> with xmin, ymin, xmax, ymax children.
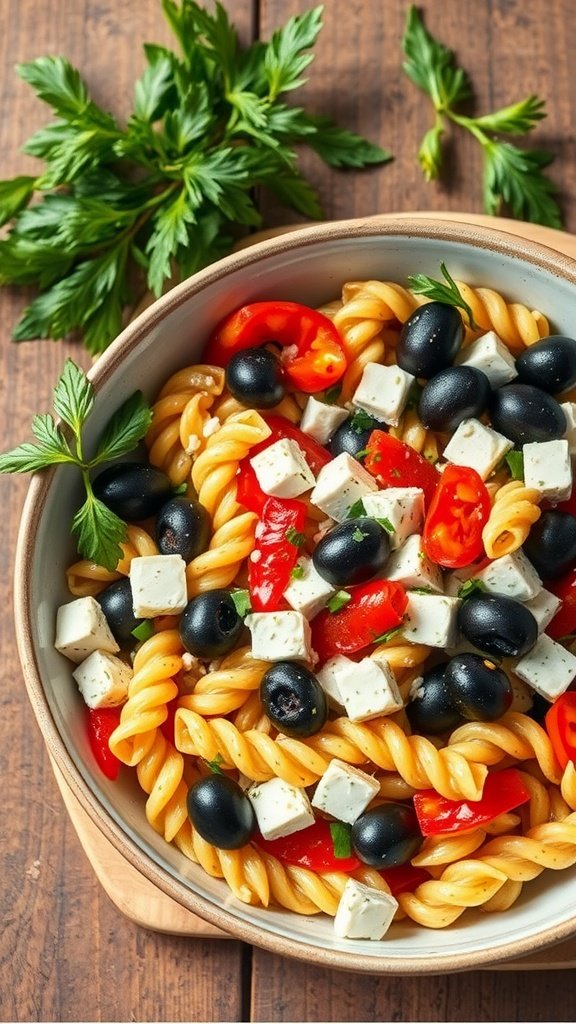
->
<box><xmin>402</xmin><ymin>593</ymin><xmax>461</xmax><ymax>648</ymax></box>
<box><xmin>352</xmin><ymin>362</ymin><xmax>415</xmax><ymax>426</ymax></box>
<box><xmin>310</xmin><ymin>452</ymin><xmax>377</xmax><ymax>522</ymax></box>
<box><xmin>383</xmin><ymin>534</ymin><xmax>444</xmax><ymax>593</ymax></box>
<box><xmin>312</xmin><ymin>759</ymin><xmax>380</xmax><ymax>824</ymax></box>
<box><xmin>509</xmin><ymin>675</ymin><xmax>535</xmax><ymax>714</ymax></box>
<box><xmin>130</xmin><ymin>554</ymin><xmax>188</xmax><ymax>617</ymax></box>
<box><xmin>249</xmin><ymin>437</ymin><xmax>316</xmax><ymax>498</ymax></box>
<box><xmin>283</xmin><ymin>555</ymin><xmax>335</xmax><ymax>620</ymax></box>
<box><xmin>561</xmin><ymin>402</ymin><xmax>576</xmax><ymax>455</ymax></box>
<box><xmin>523</xmin><ymin>439</ymin><xmax>572</xmax><ymax>503</ymax></box>
<box><xmin>73</xmin><ymin>650</ymin><xmax>132</xmax><ymax>709</ymax></box>
<box><xmin>514</xmin><ymin>634</ymin><xmax>576</xmax><ymax>701</ymax></box>
<box><xmin>245</xmin><ymin>610</ymin><xmax>312</xmax><ymax>662</ymax></box>
<box><xmin>475</xmin><ymin>551</ymin><xmax>542</xmax><ymax>602</ymax></box>
<box><xmin>332</xmin><ymin>656</ymin><xmax>404</xmax><ymax>722</ymax></box>
<box><xmin>444</xmin><ymin>566</ymin><xmax>476</xmax><ymax>598</ymax></box>
<box><xmin>455</xmin><ymin>331</ymin><xmax>518</xmax><ymax>389</ymax></box>
<box><xmin>443</xmin><ymin>418</ymin><xmax>513</xmax><ymax>480</ymax></box>
<box><xmin>247</xmin><ymin>777</ymin><xmax>314</xmax><ymax>840</ymax></box>
<box><xmin>523</xmin><ymin>588</ymin><xmax>561</xmax><ymax>633</ymax></box>
<box><xmin>334</xmin><ymin>878</ymin><xmax>398</xmax><ymax>941</ymax></box>
<box><xmin>299</xmin><ymin>397</ymin><xmax>349</xmax><ymax>444</ymax></box>
<box><xmin>55</xmin><ymin>596</ymin><xmax>119</xmax><ymax>664</ymax></box>
<box><xmin>362</xmin><ymin>487</ymin><xmax>426</xmax><ymax>550</ymax></box>
<box><xmin>316</xmin><ymin>655</ymin><xmax>350</xmax><ymax>710</ymax></box>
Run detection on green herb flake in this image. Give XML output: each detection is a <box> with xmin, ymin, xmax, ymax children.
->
<box><xmin>457</xmin><ymin>577</ymin><xmax>487</xmax><ymax>599</ymax></box>
<box><xmin>352</xmin><ymin>527</ymin><xmax>368</xmax><ymax>542</ymax></box>
<box><xmin>230</xmin><ymin>588</ymin><xmax>252</xmax><ymax>617</ymax></box>
<box><xmin>172</xmin><ymin>482</ymin><xmax>188</xmax><ymax>496</ymax></box>
<box><xmin>285</xmin><ymin>527</ymin><xmax>306</xmax><ymax>548</ymax></box>
<box><xmin>290</xmin><ymin>563</ymin><xmax>305</xmax><ymax>580</ymax></box>
<box><xmin>376</xmin><ymin>517</ymin><xmax>395</xmax><ymax>535</ymax></box>
<box><xmin>346</xmin><ymin>498</ymin><xmax>366</xmax><ymax>520</ymax></box>
<box><xmin>407</xmin><ymin>262</ymin><xmax>477</xmax><ymax>330</ymax></box>
<box><xmin>326</xmin><ymin>590</ymin><xmax>352</xmax><ymax>614</ymax></box>
<box><xmin>204</xmin><ymin>753</ymin><xmax>224</xmax><ymax>775</ymax></box>
<box><xmin>323</xmin><ymin>384</ymin><xmax>342</xmax><ymax>404</ymax></box>
<box><xmin>350</xmin><ymin>409</ymin><xmax>376</xmax><ymax>434</ymax></box>
<box><xmin>505</xmin><ymin>450</ymin><xmax>524</xmax><ymax>481</ymax></box>
<box><xmin>329</xmin><ymin>821</ymin><xmax>352</xmax><ymax>859</ymax></box>
<box><xmin>372</xmin><ymin>625</ymin><xmax>403</xmax><ymax>645</ymax></box>
<box><xmin>131</xmin><ymin>620</ymin><xmax>155</xmax><ymax>642</ymax></box>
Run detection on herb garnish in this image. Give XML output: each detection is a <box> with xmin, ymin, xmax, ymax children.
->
<box><xmin>329</xmin><ymin>821</ymin><xmax>352</xmax><ymax>859</ymax></box>
<box><xmin>285</xmin><ymin>527</ymin><xmax>306</xmax><ymax>548</ymax></box>
<box><xmin>290</xmin><ymin>564</ymin><xmax>305</xmax><ymax>581</ymax></box>
<box><xmin>457</xmin><ymin>577</ymin><xmax>487</xmax><ymax>600</ymax></box>
<box><xmin>372</xmin><ymin>625</ymin><xmax>404</xmax><ymax>645</ymax></box>
<box><xmin>402</xmin><ymin>6</ymin><xmax>561</xmax><ymax>227</ymax></box>
<box><xmin>131</xmin><ymin>621</ymin><xmax>155</xmax><ymax>642</ymax></box>
<box><xmin>407</xmin><ymin>262</ymin><xmax>477</xmax><ymax>329</ymax></box>
<box><xmin>230</xmin><ymin>588</ymin><xmax>252</xmax><ymax>617</ymax></box>
<box><xmin>326</xmin><ymin>590</ymin><xmax>352</xmax><ymax>614</ymax></box>
<box><xmin>346</xmin><ymin>498</ymin><xmax>367</xmax><ymax>520</ymax></box>
<box><xmin>0</xmin><ymin>359</ymin><xmax>152</xmax><ymax>570</ymax></box>
<box><xmin>376</xmin><ymin>517</ymin><xmax>395</xmax><ymax>535</ymax></box>
<box><xmin>505</xmin><ymin>450</ymin><xmax>525</xmax><ymax>482</ymax></box>
<box><xmin>204</xmin><ymin>753</ymin><xmax>225</xmax><ymax>775</ymax></box>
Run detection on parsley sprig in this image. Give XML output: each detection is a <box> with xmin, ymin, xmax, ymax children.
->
<box><xmin>0</xmin><ymin>2</ymin><xmax>391</xmax><ymax>354</ymax></box>
<box><xmin>407</xmin><ymin>262</ymin><xmax>477</xmax><ymax>328</ymax></box>
<box><xmin>0</xmin><ymin>360</ymin><xmax>153</xmax><ymax>570</ymax></box>
<box><xmin>402</xmin><ymin>6</ymin><xmax>561</xmax><ymax>227</ymax></box>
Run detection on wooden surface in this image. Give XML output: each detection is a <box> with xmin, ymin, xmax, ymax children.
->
<box><xmin>2</xmin><ymin>1</ymin><xmax>576</xmax><ymax>1021</ymax></box>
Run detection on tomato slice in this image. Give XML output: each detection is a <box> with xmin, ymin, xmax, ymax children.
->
<box><xmin>236</xmin><ymin>414</ymin><xmax>331</xmax><ymax>515</ymax></box>
<box><xmin>311</xmin><ymin>579</ymin><xmax>408</xmax><ymax>665</ymax></box>
<box><xmin>413</xmin><ymin>769</ymin><xmax>530</xmax><ymax>836</ymax></box>
<box><xmin>203</xmin><ymin>301</ymin><xmax>347</xmax><ymax>392</ymax></box>
<box><xmin>545</xmin><ymin>692</ymin><xmax>576</xmax><ymax>769</ymax></box>
<box><xmin>363</xmin><ymin>430</ymin><xmax>440</xmax><ymax>509</ymax></box>
<box><xmin>254</xmin><ymin>818</ymin><xmax>361</xmax><ymax>872</ymax></box>
<box><xmin>422</xmin><ymin>464</ymin><xmax>491</xmax><ymax>569</ymax></box>
<box><xmin>546</xmin><ymin>568</ymin><xmax>576</xmax><ymax>640</ymax></box>
<box><xmin>87</xmin><ymin>706</ymin><xmax>123</xmax><ymax>781</ymax></box>
<box><xmin>248</xmin><ymin>496</ymin><xmax>307</xmax><ymax>612</ymax></box>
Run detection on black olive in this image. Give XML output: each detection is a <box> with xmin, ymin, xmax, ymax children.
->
<box><xmin>397</xmin><ymin>302</ymin><xmax>464</xmax><ymax>379</ymax></box>
<box><xmin>351</xmin><ymin>803</ymin><xmax>423</xmax><ymax>868</ymax></box>
<box><xmin>260</xmin><ymin>662</ymin><xmax>328</xmax><ymax>738</ymax></box>
<box><xmin>489</xmin><ymin>384</ymin><xmax>566</xmax><ymax>446</ymax></box>
<box><xmin>445</xmin><ymin>653</ymin><xmax>513</xmax><ymax>722</ymax></box>
<box><xmin>418</xmin><ymin>365</ymin><xmax>492</xmax><ymax>431</ymax></box>
<box><xmin>225</xmin><ymin>346</ymin><xmax>285</xmax><ymax>409</ymax></box>
<box><xmin>96</xmin><ymin>578</ymin><xmax>144</xmax><ymax>644</ymax></box>
<box><xmin>526</xmin><ymin>691</ymin><xmax>550</xmax><ymax>725</ymax></box>
<box><xmin>458</xmin><ymin>594</ymin><xmax>538</xmax><ymax>658</ymax></box>
<box><xmin>312</xmin><ymin>517</ymin><xmax>390</xmax><ymax>588</ymax></box>
<box><xmin>155</xmin><ymin>497</ymin><xmax>210</xmax><ymax>562</ymax></box>
<box><xmin>186</xmin><ymin>775</ymin><xmax>256</xmax><ymax>849</ymax></box>
<box><xmin>92</xmin><ymin>462</ymin><xmax>173</xmax><ymax>521</ymax></box>
<box><xmin>179</xmin><ymin>590</ymin><xmax>243</xmax><ymax>659</ymax></box>
<box><xmin>328</xmin><ymin>411</ymin><xmax>387</xmax><ymax>460</ymax></box>
<box><xmin>516</xmin><ymin>336</ymin><xmax>576</xmax><ymax>395</ymax></box>
<box><xmin>523</xmin><ymin>510</ymin><xmax>576</xmax><ymax>580</ymax></box>
<box><xmin>405</xmin><ymin>665</ymin><xmax>464</xmax><ymax>736</ymax></box>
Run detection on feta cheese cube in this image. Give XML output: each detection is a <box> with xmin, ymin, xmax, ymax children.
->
<box><xmin>245</xmin><ymin>610</ymin><xmax>312</xmax><ymax>662</ymax></box>
<box><xmin>352</xmin><ymin>362</ymin><xmax>415</xmax><ymax>426</ymax></box>
<box><xmin>130</xmin><ymin>554</ymin><xmax>188</xmax><ymax>617</ymax></box>
<box><xmin>514</xmin><ymin>634</ymin><xmax>576</xmax><ymax>701</ymax></box>
<box><xmin>455</xmin><ymin>331</ymin><xmax>518</xmax><ymax>389</ymax></box>
<box><xmin>312</xmin><ymin>759</ymin><xmax>380</xmax><ymax>825</ymax></box>
<box><xmin>55</xmin><ymin>596</ymin><xmax>119</xmax><ymax>664</ymax></box>
<box><xmin>443</xmin><ymin>418</ymin><xmax>513</xmax><ymax>480</ymax></box>
<box><xmin>316</xmin><ymin>655</ymin><xmax>350</xmax><ymax>710</ymax></box>
<box><xmin>523</xmin><ymin>588</ymin><xmax>561</xmax><ymax>633</ymax></box>
<box><xmin>523</xmin><ymin>439</ymin><xmax>572</xmax><ymax>503</ymax></box>
<box><xmin>509</xmin><ymin>675</ymin><xmax>534</xmax><ymax>714</ymax></box>
<box><xmin>383</xmin><ymin>534</ymin><xmax>444</xmax><ymax>593</ymax></box>
<box><xmin>310</xmin><ymin>452</ymin><xmax>377</xmax><ymax>522</ymax></box>
<box><xmin>299</xmin><ymin>396</ymin><xmax>349</xmax><ymax>444</ymax></box>
<box><xmin>444</xmin><ymin>566</ymin><xmax>476</xmax><ymax>598</ymax></box>
<box><xmin>249</xmin><ymin>437</ymin><xmax>316</xmax><ymax>498</ymax></box>
<box><xmin>330</xmin><ymin>656</ymin><xmax>404</xmax><ymax>722</ymax></box>
<box><xmin>247</xmin><ymin>777</ymin><xmax>314</xmax><ymax>840</ymax></box>
<box><xmin>362</xmin><ymin>487</ymin><xmax>426</xmax><ymax>550</ymax></box>
<box><xmin>334</xmin><ymin>878</ymin><xmax>398</xmax><ymax>940</ymax></box>
<box><xmin>561</xmin><ymin>401</ymin><xmax>576</xmax><ymax>455</ymax></box>
<box><xmin>73</xmin><ymin>650</ymin><xmax>132</xmax><ymax>709</ymax></box>
<box><xmin>283</xmin><ymin>555</ymin><xmax>335</xmax><ymax>620</ymax></box>
<box><xmin>475</xmin><ymin>550</ymin><xmax>542</xmax><ymax>602</ymax></box>
<box><xmin>402</xmin><ymin>593</ymin><xmax>460</xmax><ymax>648</ymax></box>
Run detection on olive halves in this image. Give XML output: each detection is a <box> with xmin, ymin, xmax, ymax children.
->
<box><xmin>351</xmin><ymin>803</ymin><xmax>423</xmax><ymax>868</ymax></box>
<box><xmin>397</xmin><ymin>301</ymin><xmax>464</xmax><ymax>379</ymax></box>
<box><xmin>156</xmin><ymin>496</ymin><xmax>210</xmax><ymax>562</ymax></box>
<box><xmin>179</xmin><ymin>590</ymin><xmax>243</xmax><ymax>659</ymax></box>
<box><xmin>187</xmin><ymin>775</ymin><xmax>256</xmax><ymax>849</ymax></box>
<box><xmin>225</xmin><ymin>346</ymin><xmax>285</xmax><ymax>408</ymax></box>
<box><xmin>92</xmin><ymin>462</ymin><xmax>173</xmax><ymax>521</ymax></box>
<box><xmin>260</xmin><ymin>662</ymin><xmax>328</xmax><ymax>738</ymax></box>
<box><xmin>458</xmin><ymin>594</ymin><xmax>538</xmax><ymax>658</ymax></box>
<box><xmin>312</xmin><ymin>517</ymin><xmax>390</xmax><ymax>588</ymax></box>
<box><xmin>418</xmin><ymin>366</ymin><xmax>491</xmax><ymax>432</ymax></box>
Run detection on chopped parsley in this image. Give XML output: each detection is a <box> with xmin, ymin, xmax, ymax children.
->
<box><xmin>330</xmin><ymin>821</ymin><xmax>353</xmax><ymax>859</ymax></box>
<box><xmin>327</xmin><ymin>590</ymin><xmax>352</xmax><ymax>613</ymax></box>
<box><xmin>457</xmin><ymin>577</ymin><xmax>487</xmax><ymax>599</ymax></box>
<box><xmin>376</xmin><ymin>517</ymin><xmax>395</xmax><ymax>534</ymax></box>
<box><xmin>346</xmin><ymin>498</ymin><xmax>367</xmax><ymax>519</ymax></box>
<box><xmin>131</xmin><ymin>620</ymin><xmax>155</xmax><ymax>642</ymax></box>
<box><xmin>324</xmin><ymin>384</ymin><xmax>343</xmax><ymax>404</ymax></box>
<box><xmin>204</xmin><ymin>754</ymin><xmax>225</xmax><ymax>775</ymax></box>
<box><xmin>230</xmin><ymin>589</ymin><xmax>252</xmax><ymax>617</ymax></box>
<box><xmin>505</xmin><ymin>450</ymin><xmax>525</xmax><ymax>481</ymax></box>
<box><xmin>372</xmin><ymin>625</ymin><xmax>404</xmax><ymax>644</ymax></box>
<box><xmin>350</xmin><ymin>409</ymin><xmax>376</xmax><ymax>433</ymax></box>
<box><xmin>352</xmin><ymin>527</ymin><xmax>369</xmax><ymax>542</ymax></box>
<box><xmin>285</xmin><ymin>527</ymin><xmax>306</xmax><ymax>548</ymax></box>
<box><xmin>290</xmin><ymin>564</ymin><xmax>305</xmax><ymax>580</ymax></box>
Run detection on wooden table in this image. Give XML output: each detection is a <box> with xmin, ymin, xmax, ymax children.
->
<box><xmin>2</xmin><ymin>1</ymin><xmax>576</xmax><ymax>1020</ymax></box>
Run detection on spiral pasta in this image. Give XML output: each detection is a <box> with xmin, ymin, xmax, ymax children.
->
<box><xmin>66</xmin><ymin>525</ymin><xmax>158</xmax><ymax>597</ymax></box>
<box><xmin>178</xmin><ymin>647</ymin><xmax>270</xmax><ymax>717</ymax></box>
<box><xmin>482</xmin><ymin>480</ymin><xmax>542</xmax><ymax>558</ymax></box>
<box><xmin>447</xmin><ymin>712</ymin><xmax>563</xmax><ymax>785</ymax></box>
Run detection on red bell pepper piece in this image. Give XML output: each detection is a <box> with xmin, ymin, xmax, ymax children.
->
<box><xmin>546</xmin><ymin>568</ymin><xmax>576</xmax><ymax>640</ymax></box>
<box><xmin>311</xmin><ymin>579</ymin><xmax>408</xmax><ymax>665</ymax></box>
<box><xmin>160</xmin><ymin>701</ymin><xmax>178</xmax><ymax>745</ymax></box>
<box><xmin>413</xmin><ymin>768</ymin><xmax>530</xmax><ymax>837</ymax></box>
<box><xmin>249</xmin><ymin>496</ymin><xmax>307</xmax><ymax>612</ymax></box>
<box><xmin>422</xmin><ymin>464</ymin><xmax>491</xmax><ymax>569</ymax></box>
<box><xmin>87</xmin><ymin>706</ymin><xmax>122</xmax><ymax>781</ymax></box>
<box><xmin>363</xmin><ymin>430</ymin><xmax>440</xmax><ymax>509</ymax></box>
<box><xmin>204</xmin><ymin>301</ymin><xmax>348</xmax><ymax>392</ymax></box>
<box><xmin>381</xmin><ymin>864</ymin><xmax>431</xmax><ymax>896</ymax></box>
<box><xmin>545</xmin><ymin>692</ymin><xmax>576</xmax><ymax>769</ymax></box>
<box><xmin>237</xmin><ymin>414</ymin><xmax>331</xmax><ymax>515</ymax></box>
<box><xmin>254</xmin><ymin>818</ymin><xmax>361</xmax><ymax>872</ymax></box>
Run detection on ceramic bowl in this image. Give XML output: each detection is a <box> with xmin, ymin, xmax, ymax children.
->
<box><xmin>15</xmin><ymin>215</ymin><xmax>576</xmax><ymax>974</ymax></box>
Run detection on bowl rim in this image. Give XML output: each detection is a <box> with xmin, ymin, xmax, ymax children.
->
<box><xmin>14</xmin><ymin>213</ymin><xmax>576</xmax><ymax>973</ymax></box>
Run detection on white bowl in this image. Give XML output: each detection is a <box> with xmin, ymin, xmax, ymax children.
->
<box><xmin>15</xmin><ymin>215</ymin><xmax>576</xmax><ymax>973</ymax></box>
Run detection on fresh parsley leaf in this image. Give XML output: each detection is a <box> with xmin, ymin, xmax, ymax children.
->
<box><xmin>304</xmin><ymin>114</ymin><xmax>392</xmax><ymax>168</ymax></box>
<box><xmin>53</xmin><ymin>358</ymin><xmax>94</xmax><ymax>438</ymax></box>
<box><xmin>323</xmin><ymin>384</ymin><xmax>342</xmax><ymax>404</ymax></box>
<box><xmin>329</xmin><ymin>821</ymin><xmax>352</xmax><ymax>859</ymax></box>
<box><xmin>71</xmin><ymin>488</ymin><xmax>127</xmax><ymax>572</ymax></box>
<box><xmin>505</xmin><ymin>450</ymin><xmax>524</xmax><ymax>481</ymax></box>
<box><xmin>472</xmin><ymin>95</ymin><xmax>546</xmax><ymax>136</ymax></box>
<box><xmin>0</xmin><ymin>176</ymin><xmax>37</xmax><ymax>228</ymax></box>
<box><xmin>290</xmin><ymin>564</ymin><xmax>305</xmax><ymax>580</ymax></box>
<box><xmin>230</xmin><ymin>589</ymin><xmax>252</xmax><ymax>617</ymax></box>
<box><xmin>264</xmin><ymin>6</ymin><xmax>324</xmax><ymax>100</ymax></box>
<box><xmin>93</xmin><ymin>391</ymin><xmax>153</xmax><ymax>465</ymax></box>
<box><xmin>350</xmin><ymin>409</ymin><xmax>376</xmax><ymax>434</ymax></box>
<box><xmin>286</xmin><ymin>527</ymin><xmax>306</xmax><ymax>548</ymax></box>
<box><xmin>376</xmin><ymin>517</ymin><xmax>395</xmax><ymax>535</ymax></box>
<box><xmin>131</xmin><ymin>620</ymin><xmax>155</xmax><ymax>642</ymax></box>
<box><xmin>172</xmin><ymin>482</ymin><xmax>188</xmax><ymax>496</ymax></box>
<box><xmin>407</xmin><ymin>262</ymin><xmax>477</xmax><ymax>330</ymax></box>
<box><xmin>346</xmin><ymin>499</ymin><xmax>367</xmax><ymax>520</ymax></box>
<box><xmin>402</xmin><ymin>6</ymin><xmax>470</xmax><ymax>113</ymax></box>
<box><xmin>372</xmin><ymin>625</ymin><xmax>403</xmax><ymax>645</ymax></box>
<box><xmin>410</xmin><ymin>586</ymin><xmax>433</xmax><ymax>595</ymax></box>
<box><xmin>352</xmin><ymin>527</ymin><xmax>368</xmax><ymax>542</ymax></box>
<box><xmin>204</xmin><ymin>753</ymin><xmax>225</xmax><ymax>775</ymax></box>
<box><xmin>482</xmin><ymin>142</ymin><xmax>561</xmax><ymax>229</ymax></box>
<box><xmin>0</xmin><ymin>438</ymin><xmax>74</xmax><ymax>473</ymax></box>
<box><xmin>457</xmin><ymin>577</ymin><xmax>487</xmax><ymax>599</ymax></box>
<box><xmin>327</xmin><ymin>590</ymin><xmax>352</xmax><ymax>613</ymax></box>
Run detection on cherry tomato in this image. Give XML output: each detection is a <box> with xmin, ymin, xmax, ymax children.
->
<box><xmin>254</xmin><ymin>818</ymin><xmax>361</xmax><ymax>872</ymax></box>
<box><xmin>249</xmin><ymin>496</ymin><xmax>307</xmax><ymax>612</ymax></box>
<box><xmin>413</xmin><ymin>769</ymin><xmax>530</xmax><ymax>837</ymax></box>
<box><xmin>87</xmin><ymin>706</ymin><xmax>122</xmax><ymax>781</ymax></box>
<box><xmin>545</xmin><ymin>692</ymin><xmax>576</xmax><ymax>769</ymax></box>
<box><xmin>236</xmin><ymin>414</ymin><xmax>331</xmax><ymax>514</ymax></box>
<box><xmin>311</xmin><ymin>579</ymin><xmax>408</xmax><ymax>665</ymax></box>
<box><xmin>204</xmin><ymin>301</ymin><xmax>347</xmax><ymax>392</ymax></box>
<box><xmin>363</xmin><ymin>430</ymin><xmax>439</xmax><ymax>509</ymax></box>
<box><xmin>422</xmin><ymin>464</ymin><xmax>491</xmax><ymax>569</ymax></box>
<box><xmin>546</xmin><ymin>568</ymin><xmax>576</xmax><ymax>640</ymax></box>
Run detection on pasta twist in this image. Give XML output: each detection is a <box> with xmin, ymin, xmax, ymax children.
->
<box><xmin>66</xmin><ymin>525</ymin><xmax>158</xmax><ymax>597</ymax></box>
<box><xmin>178</xmin><ymin>647</ymin><xmax>270</xmax><ymax>716</ymax></box>
<box><xmin>185</xmin><ymin>510</ymin><xmax>258</xmax><ymax>596</ymax></box>
<box><xmin>447</xmin><ymin>712</ymin><xmax>563</xmax><ymax>785</ymax></box>
<box><xmin>191</xmin><ymin>409</ymin><xmax>271</xmax><ymax>528</ymax></box>
<box><xmin>482</xmin><ymin>480</ymin><xmax>542</xmax><ymax>559</ymax></box>
<box><xmin>455</xmin><ymin>282</ymin><xmax>549</xmax><ymax>350</ymax></box>
<box><xmin>389</xmin><ymin>407</ymin><xmax>440</xmax><ymax>463</ymax></box>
